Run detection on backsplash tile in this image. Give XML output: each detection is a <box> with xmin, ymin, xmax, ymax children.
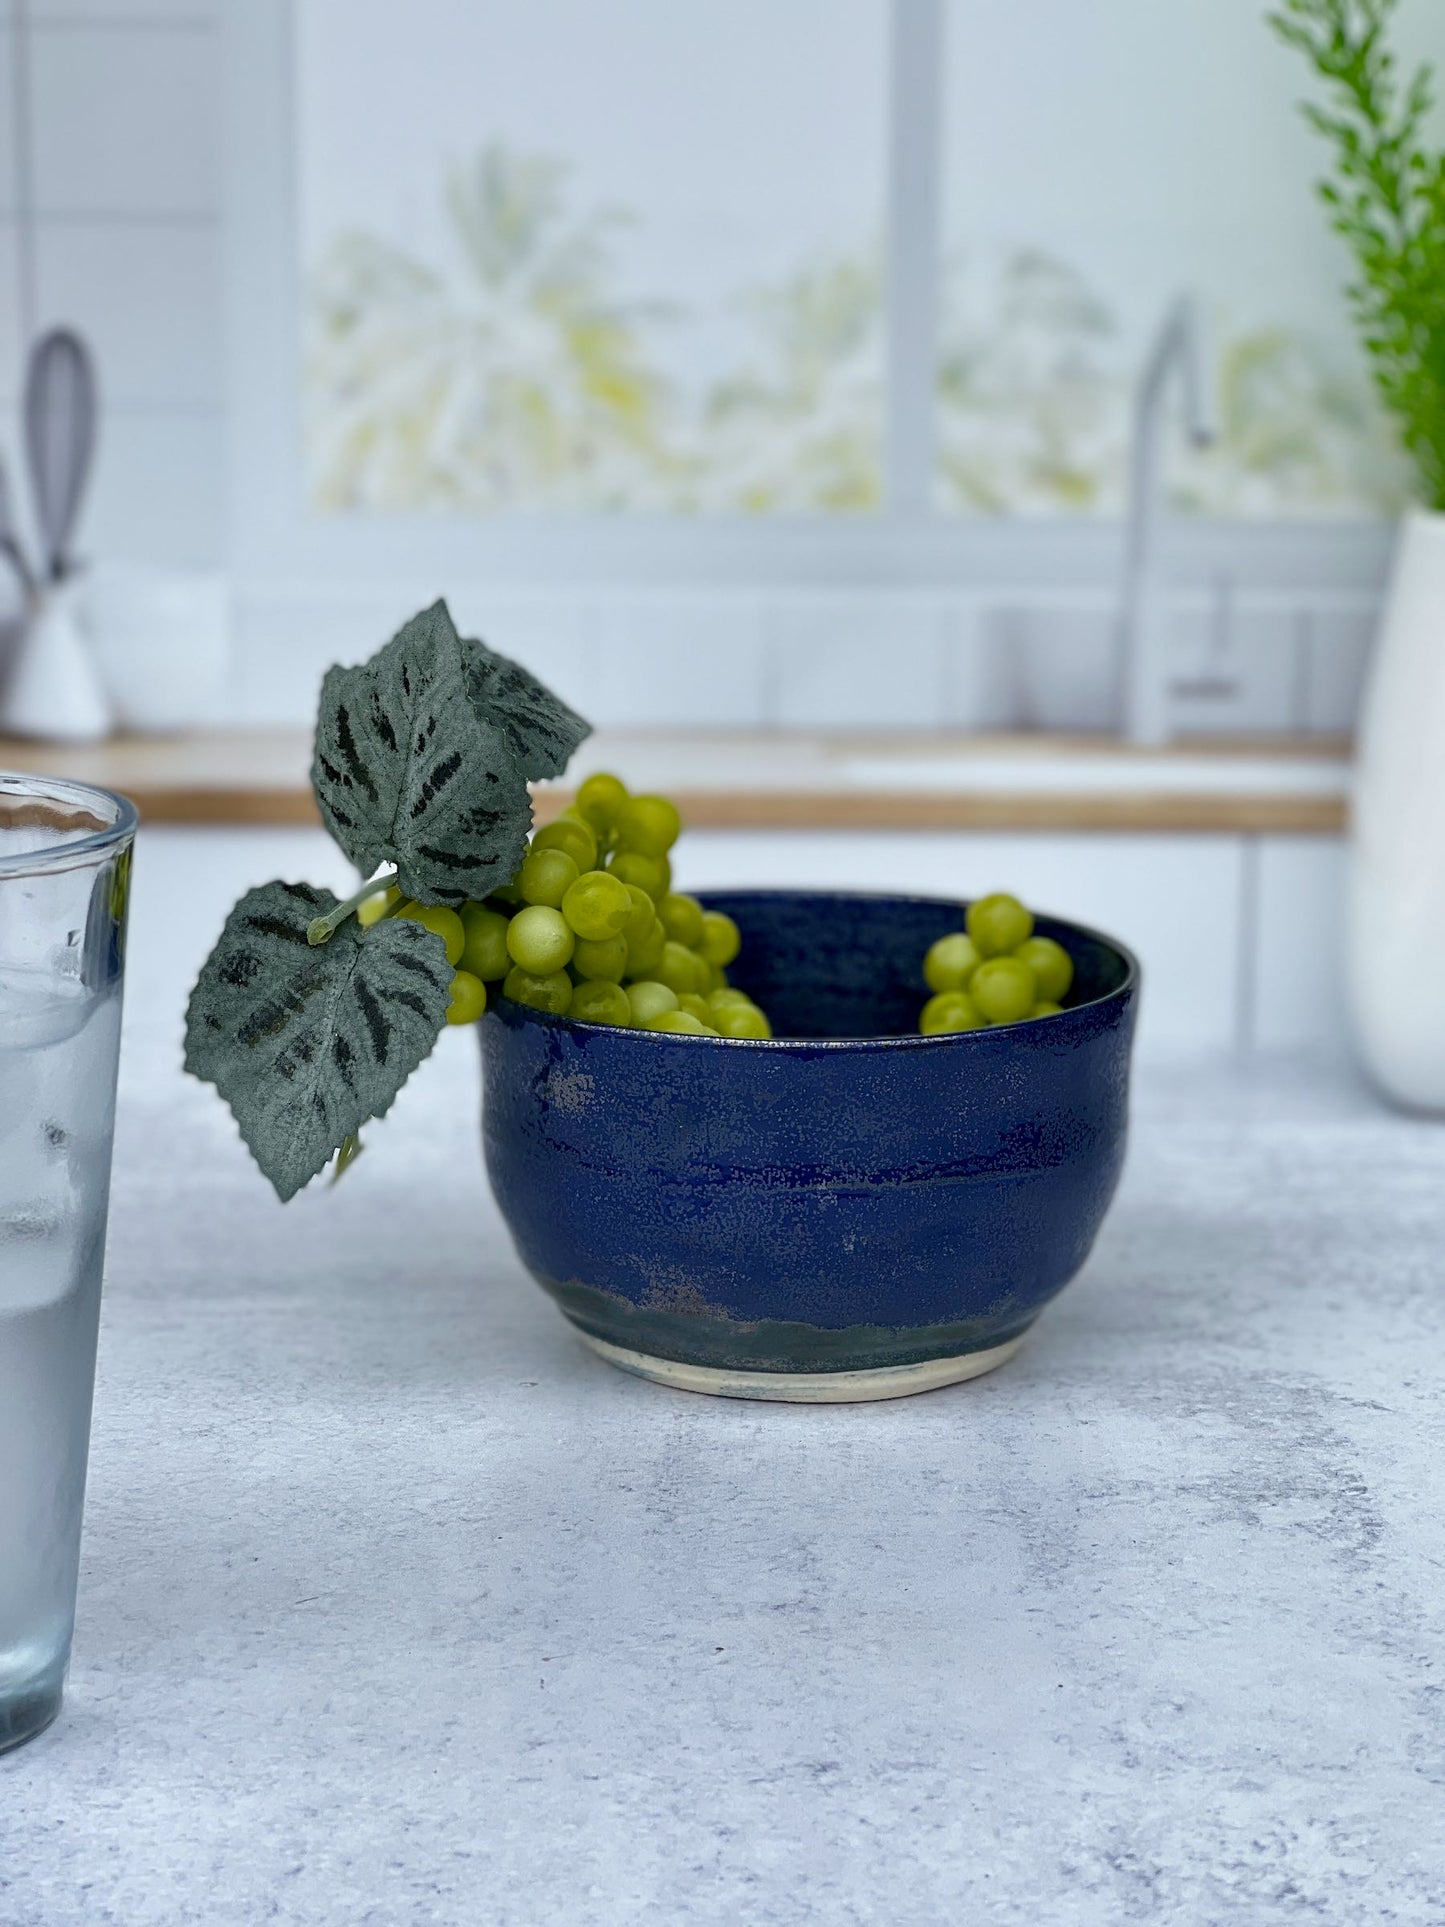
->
<box><xmin>35</xmin><ymin>221</ymin><xmax>221</xmax><ymax>405</ymax></box>
<box><xmin>84</xmin><ymin>409</ymin><xmax>224</xmax><ymax>565</ymax></box>
<box><xmin>30</xmin><ymin>1</ymin><xmax>215</xmax><ymax>16</ymax></box>
<box><xmin>0</xmin><ymin>17</ymin><xmax>17</xmax><ymax>215</ymax></box>
<box><xmin>767</xmin><ymin>598</ymin><xmax>946</xmax><ymax>728</ymax></box>
<box><xmin>0</xmin><ymin>219</ymin><xmax>22</xmax><ymax>405</ymax></box>
<box><xmin>593</xmin><ymin>599</ymin><xmax>767</xmax><ymax>728</ymax></box>
<box><xmin>30</xmin><ymin>21</ymin><xmax>220</xmax><ymax>215</ymax></box>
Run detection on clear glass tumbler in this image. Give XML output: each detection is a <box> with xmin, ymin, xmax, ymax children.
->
<box><xmin>0</xmin><ymin>774</ymin><xmax>135</xmax><ymax>1751</ymax></box>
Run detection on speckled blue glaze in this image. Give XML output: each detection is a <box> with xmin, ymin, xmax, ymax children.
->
<box><xmin>480</xmin><ymin>891</ymin><xmax>1139</xmax><ymax>1374</ymax></box>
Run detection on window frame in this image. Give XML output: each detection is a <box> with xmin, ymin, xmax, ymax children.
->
<box><xmin>223</xmin><ymin>0</ymin><xmax>1391</xmax><ymax>604</ymax></box>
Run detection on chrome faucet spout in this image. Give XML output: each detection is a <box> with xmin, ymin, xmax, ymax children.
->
<box><xmin>1120</xmin><ymin>294</ymin><xmax>1217</xmax><ymax>746</ymax></box>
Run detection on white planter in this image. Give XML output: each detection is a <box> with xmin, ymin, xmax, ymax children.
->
<box><xmin>1348</xmin><ymin>509</ymin><xmax>1445</xmax><ymax>1108</ymax></box>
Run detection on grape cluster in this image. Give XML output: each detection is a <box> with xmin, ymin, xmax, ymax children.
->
<box><xmin>364</xmin><ymin>774</ymin><xmax>773</xmax><ymax>1039</ymax></box>
<box><xmin>918</xmin><ymin>893</ymin><xmax>1075</xmax><ymax>1035</ymax></box>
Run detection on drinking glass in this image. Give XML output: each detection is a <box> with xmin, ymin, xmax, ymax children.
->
<box><xmin>0</xmin><ymin>774</ymin><xmax>135</xmax><ymax>1751</ymax></box>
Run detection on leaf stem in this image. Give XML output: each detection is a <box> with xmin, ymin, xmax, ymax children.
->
<box><xmin>307</xmin><ymin>871</ymin><xmax>398</xmax><ymax>946</ymax></box>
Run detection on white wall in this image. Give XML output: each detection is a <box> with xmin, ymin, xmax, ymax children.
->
<box><xmin>0</xmin><ymin>0</ymin><xmax>224</xmax><ymax>572</ymax></box>
<box><xmin>0</xmin><ymin>1</ymin><xmax>1408</xmax><ymax>730</ymax></box>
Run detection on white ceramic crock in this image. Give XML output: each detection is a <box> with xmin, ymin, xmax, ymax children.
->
<box><xmin>1349</xmin><ymin>509</ymin><xmax>1445</xmax><ymax>1109</ymax></box>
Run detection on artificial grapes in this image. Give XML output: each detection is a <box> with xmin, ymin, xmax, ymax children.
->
<box><xmin>518</xmin><ymin>845</ymin><xmax>579</xmax><ymax>909</ymax></box>
<box><xmin>396</xmin><ymin>901</ymin><xmax>466</xmax><ymax>967</ymax></box>
<box><xmin>532</xmin><ymin>816</ymin><xmax>598</xmax><ymax>874</ymax></box>
<box><xmin>357</xmin><ymin>780</ymin><xmax>1070</xmax><ymax>1054</ymax></box>
<box><xmin>562</xmin><ymin>870</ymin><xmax>632</xmax><ymax>941</ymax></box>
<box><xmin>569</xmin><ymin>980</ymin><xmax>632</xmax><ymax>1026</ymax></box>
<box><xmin>574</xmin><ymin>771</ymin><xmax>629</xmax><ymax>836</ymax></box>
<box><xmin>625</xmin><ymin>980</ymin><xmax>679</xmax><ymax>1025</ymax></box>
<box><xmin>966</xmin><ymin>892</ymin><xmax>1034</xmax><ymax>958</ymax></box>
<box><xmin>502</xmin><ymin>966</ymin><xmax>573</xmax><ymax>1015</ymax></box>
<box><xmin>657</xmin><ymin>892</ymin><xmax>705</xmax><ymax>948</ymax></box>
<box><xmin>506</xmin><ymin>905</ymin><xmax>575</xmax><ymax>976</ymax></box>
<box><xmin>699</xmin><ymin>911</ymin><xmax>741</xmax><ymax>968</ymax></box>
<box><xmin>372</xmin><ymin>775</ymin><xmax>772</xmax><ymax>1040</ymax></box>
<box><xmin>358</xmin><ymin>883</ymin><xmax>401</xmax><ymax>928</ymax></box>
<box><xmin>917</xmin><ymin>895</ymin><xmax>1075</xmax><ymax>1035</ymax></box>
<box><xmin>458</xmin><ymin>903</ymin><xmax>512</xmax><ymax>981</ymax></box>
<box><xmin>445</xmin><ymin>970</ymin><xmax>487</xmax><ymax>1026</ymax></box>
<box><xmin>923</xmin><ymin>932</ymin><xmax>980</xmax><ymax>995</ymax></box>
<box><xmin>616</xmin><ymin>794</ymin><xmax>681</xmax><ymax>858</ymax></box>
<box><xmin>572</xmin><ymin>933</ymin><xmax>629</xmax><ymax>982</ymax></box>
<box><xmin>1015</xmin><ymin>935</ymin><xmax>1074</xmax><ymax>1005</ymax></box>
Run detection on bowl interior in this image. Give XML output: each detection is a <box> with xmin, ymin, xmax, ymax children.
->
<box><xmin>702</xmin><ymin>890</ymin><xmax>1133</xmax><ymax>1041</ymax></box>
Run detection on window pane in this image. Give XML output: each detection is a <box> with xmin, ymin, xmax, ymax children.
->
<box><xmin>297</xmin><ymin>0</ymin><xmax>887</xmax><ymax>516</ymax></box>
<box><xmin>937</xmin><ymin>0</ymin><xmax>1425</xmax><ymax>517</ymax></box>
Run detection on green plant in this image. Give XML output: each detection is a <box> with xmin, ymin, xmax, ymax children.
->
<box><xmin>1271</xmin><ymin>0</ymin><xmax>1445</xmax><ymax>507</ymax></box>
<box><xmin>184</xmin><ymin>600</ymin><xmax>589</xmax><ymax>1200</ymax></box>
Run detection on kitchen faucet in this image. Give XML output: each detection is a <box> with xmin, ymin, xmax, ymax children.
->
<box><xmin>1119</xmin><ymin>294</ymin><xmax>1218</xmax><ymax>746</ymax></box>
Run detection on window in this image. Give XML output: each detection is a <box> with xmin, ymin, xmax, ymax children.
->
<box><xmin>228</xmin><ymin>0</ymin><xmax>1415</xmax><ymax>595</ymax></box>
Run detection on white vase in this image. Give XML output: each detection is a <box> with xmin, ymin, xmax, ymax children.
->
<box><xmin>1348</xmin><ymin>509</ymin><xmax>1445</xmax><ymax>1108</ymax></box>
<box><xmin>0</xmin><ymin>577</ymin><xmax>113</xmax><ymax>743</ymax></box>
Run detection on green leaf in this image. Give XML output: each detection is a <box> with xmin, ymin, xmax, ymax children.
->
<box><xmin>184</xmin><ymin>880</ymin><xmax>453</xmax><ymax>1201</ymax></box>
<box><xmin>461</xmin><ymin>632</ymin><xmax>591</xmax><ymax>780</ymax></box>
<box><xmin>312</xmin><ymin>599</ymin><xmax>533</xmax><ymax>905</ymax></box>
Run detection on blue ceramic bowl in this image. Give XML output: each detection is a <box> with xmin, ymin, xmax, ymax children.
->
<box><xmin>480</xmin><ymin>891</ymin><xmax>1139</xmax><ymax>1402</ymax></box>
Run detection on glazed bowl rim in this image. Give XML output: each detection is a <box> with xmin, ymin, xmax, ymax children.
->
<box><xmin>489</xmin><ymin>886</ymin><xmax>1140</xmax><ymax>1052</ymax></box>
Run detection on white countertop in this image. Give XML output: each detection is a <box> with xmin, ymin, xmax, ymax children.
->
<box><xmin>4</xmin><ymin>831</ymin><xmax>1444</xmax><ymax>1926</ymax></box>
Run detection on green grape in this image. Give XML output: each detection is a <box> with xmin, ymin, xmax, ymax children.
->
<box><xmin>488</xmin><ymin>879</ymin><xmax>524</xmax><ymax>909</ymax></box>
<box><xmin>532</xmin><ymin>816</ymin><xmax>598</xmax><ymax>873</ymax></box>
<box><xmin>678</xmin><ymin>992</ymin><xmax>712</xmax><ymax>1022</ymax></box>
<box><xmin>575</xmin><ymin>771</ymin><xmax>629</xmax><ymax>836</ymax></box>
<box><xmin>506</xmin><ymin>905</ymin><xmax>575</xmax><ymax>975</ymax></box>
<box><xmin>970</xmin><ymin>956</ymin><xmax>1037</xmax><ymax>1025</ymax></box>
<box><xmin>698</xmin><ymin>957</ymin><xmax>726</xmax><ymax>993</ymax></box>
<box><xmin>518</xmin><ymin>846</ymin><xmax>580</xmax><ymax>909</ymax></box>
<box><xmin>967</xmin><ymin>893</ymin><xmax>1034</xmax><ymax>958</ymax></box>
<box><xmin>608</xmin><ymin>849</ymin><xmax>670</xmax><ymax>901</ymax></box>
<box><xmin>643</xmin><ymin>1010</ymin><xmax>715</xmax><ymax>1035</ymax></box>
<box><xmin>573</xmin><ymin>933</ymin><xmax>628</xmax><ymax>982</ymax></box>
<box><xmin>625</xmin><ymin>980</ymin><xmax>679</xmax><ymax>1024</ymax></box>
<box><xmin>395</xmin><ymin>900</ymin><xmax>465</xmax><ymax>967</ymax></box>
<box><xmin>502</xmin><ymin>966</ymin><xmax>573</xmax><ymax>1015</ymax></box>
<box><xmin>357</xmin><ymin>883</ymin><xmax>400</xmax><ymax>928</ymax></box>
<box><xmin>569</xmin><ymin>979</ymin><xmax>632</xmax><ymax>1026</ymax></box>
<box><xmin>656</xmin><ymin>940</ymin><xmax>704</xmax><ymax>996</ymax></box>
<box><xmin>1015</xmin><ymin>935</ymin><xmax>1073</xmax><ymax>1004</ymax></box>
<box><xmin>708</xmin><ymin>988</ymin><xmax>754</xmax><ymax>1013</ymax></box>
<box><xmin>624</xmin><ymin>915</ymin><xmax>666</xmax><ymax>976</ymax></box>
<box><xmin>1029</xmin><ymin>1001</ymin><xmax>1064</xmax><ymax>1020</ymax></box>
<box><xmin>458</xmin><ymin>903</ymin><xmax>512</xmax><ymax>980</ymax></box>
<box><xmin>445</xmin><ymin>969</ymin><xmax>487</xmax><ymax>1026</ymax></box>
<box><xmin>562</xmin><ymin>870</ymin><xmax>632</xmax><ymax>941</ymax></box>
<box><xmin>616</xmin><ymin>793</ymin><xmax>681</xmax><ymax>857</ymax></box>
<box><xmin>920</xmin><ymin>991</ymin><xmax>985</xmax><ymax>1035</ymax></box>
<box><xmin>700</xmin><ymin>911</ymin><xmax>741</xmax><ymax>967</ymax></box>
<box><xmin>657</xmin><ymin>892</ymin><xmax>705</xmax><ymax>948</ymax></box>
<box><xmin>715</xmin><ymin>1003</ymin><xmax>772</xmax><ymax>1039</ymax></box>
<box><xmin>924</xmin><ymin>931</ymin><xmax>981</xmax><ymax>994</ymax></box>
<box><xmin>621</xmin><ymin>883</ymin><xmax>657</xmax><ymax>944</ymax></box>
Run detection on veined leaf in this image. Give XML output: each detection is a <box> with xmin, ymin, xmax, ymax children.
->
<box><xmin>462</xmin><ymin>632</ymin><xmax>591</xmax><ymax>780</ymax></box>
<box><xmin>312</xmin><ymin>599</ymin><xmax>532</xmax><ymax>905</ymax></box>
<box><xmin>183</xmin><ymin>880</ymin><xmax>453</xmax><ymax>1201</ymax></box>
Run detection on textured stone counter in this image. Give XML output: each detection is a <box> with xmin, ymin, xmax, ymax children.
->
<box><xmin>3</xmin><ymin>831</ymin><xmax>1443</xmax><ymax>1925</ymax></box>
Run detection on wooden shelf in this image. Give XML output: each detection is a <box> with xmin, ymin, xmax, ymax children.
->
<box><xmin>0</xmin><ymin>728</ymin><xmax>1351</xmax><ymax>835</ymax></box>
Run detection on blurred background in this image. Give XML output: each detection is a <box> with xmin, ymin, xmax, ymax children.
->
<box><xmin>2</xmin><ymin>0</ymin><xmax>1443</xmax><ymax>1061</ymax></box>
